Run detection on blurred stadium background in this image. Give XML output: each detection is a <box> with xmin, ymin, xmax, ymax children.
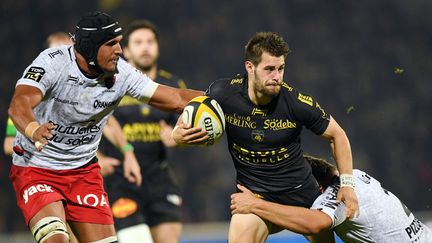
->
<box><xmin>0</xmin><ymin>0</ymin><xmax>431</xmax><ymax>242</ymax></box>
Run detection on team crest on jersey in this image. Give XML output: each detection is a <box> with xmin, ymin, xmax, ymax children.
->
<box><xmin>251</xmin><ymin>130</ymin><xmax>265</xmax><ymax>143</ymax></box>
<box><xmin>24</xmin><ymin>66</ymin><xmax>45</xmax><ymax>82</ymax></box>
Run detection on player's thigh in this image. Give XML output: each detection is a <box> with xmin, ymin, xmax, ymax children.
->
<box><xmin>69</xmin><ymin>221</ymin><xmax>116</xmax><ymax>243</ymax></box>
<box><xmin>228</xmin><ymin>213</ymin><xmax>270</xmax><ymax>243</ymax></box>
<box><xmin>150</xmin><ymin>222</ymin><xmax>182</xmax><ymax>243</ymax></box>
<box><xmin>29</xmin><ymin>201</ymin><xmax>69</xmax><ymax>243</ymax></box>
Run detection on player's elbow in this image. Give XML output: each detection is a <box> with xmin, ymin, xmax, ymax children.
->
<box><xmin>307</xmin><ymin>216</ymin><xmax>332</xmax><ymax>234</ymax></box>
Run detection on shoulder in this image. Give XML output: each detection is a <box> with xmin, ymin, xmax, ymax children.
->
<box><xmin>116</xmin><ymin>58</ymin><xmax>146</xmax><ymax>79</ymax></box>
<box><xmin>280</xmin><ymin>82</ymin><xmax>313</xmax><ymax>105</ymax></box>
<box><xmin>207</xmin><ymin>74</ymin><xmax>243</xmax><ymax>95</ymax></box>
<box><xmin>32</xmin><ymin>46</ymin><xmax>73</xmax><ymax>71</ymax></box>
<box><xmin>157</xmin><ymin>69</ymin><xmax>187</xmax><ymax>88</ymax></box>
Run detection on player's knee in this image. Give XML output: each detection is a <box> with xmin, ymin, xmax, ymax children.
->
<box><xmin>31</xmin><ymin>216</ymin><xmax>69</xmax><ymax>243</ymax></box>
<box><xmin>117</xmin><ymin>224</ymin><xmax>153</xmax><ymax>243</ymax></box>
<box><xmin>89</xmin><ymin>235</ymin><xmax>118</xmax><ymax>243</ymax></box>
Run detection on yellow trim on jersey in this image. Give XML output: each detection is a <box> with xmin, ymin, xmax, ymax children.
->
<box><xmin>119</xmin><ymin>96</ymin><xmax>141</xmax><ymax>107</ymax></box>
<box><xmin>158</xmin><ymin>69</ymin><xmax>173</xmax><ymax>79</ymax></box>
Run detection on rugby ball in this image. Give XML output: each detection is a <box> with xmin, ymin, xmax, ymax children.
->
<box><xmin>181</xmin><ymin>96</ymin><xmax>225</xmax><ymax>146</ymax></box>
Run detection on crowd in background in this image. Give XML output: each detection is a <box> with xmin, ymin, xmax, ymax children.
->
<box><xmin>0</xmin><ymin>0</ymin><xmax>430</xmax><ymax>233</ymax></box>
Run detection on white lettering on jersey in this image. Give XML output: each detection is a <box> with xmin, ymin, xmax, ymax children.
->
<box><xmin>76</xmin><ymin>194</ymin><xmax>109</xmax><ymax>207</ymax></box>
<box><xmin>23</xmin><ymin>184</ymin><xmax>54</xmax><ymax>204</ymax></box>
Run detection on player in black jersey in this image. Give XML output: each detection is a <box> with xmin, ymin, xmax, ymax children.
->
<box><xmin>173</xmin><ymin>32</ymin><xmax>359</xmax><ymax>242</ymax></box>
<box><xmin>100</xmin><ymin>20</ymin><xmax>186</xmax><ymax>243</ymax></box>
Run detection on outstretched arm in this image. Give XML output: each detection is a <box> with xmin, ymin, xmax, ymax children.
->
<box><xmin>148</xmin><ymin>84</ymin><xmax>203</xmax><ymax>114</ymax></box>
<box><xmin>321</xmin><ymin>116</ymin><xmax>359</xmax><ymax>219</ymax></box>
<box><xmin>230</xmin><ymin>184</ymin><xmax>333</xmax><ymax>236</ymax></box>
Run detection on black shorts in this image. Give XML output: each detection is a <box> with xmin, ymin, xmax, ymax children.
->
<box><xmin>105</xmin><ymin>161</ymin><xmax>182</xmax><ymax>230</ymax></box>
<box><xmin>246</xmin><ymin>174</ymin><xmax>320</xmax><ymax>208</ymax></box>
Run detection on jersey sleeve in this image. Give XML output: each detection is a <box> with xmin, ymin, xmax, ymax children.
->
<box><xmin>291</xmin><ymin>90</ymin><xmax>330</xmax><ymax>135</ymax></box>
<box><xmin>16</xmin><ymin>51</ymin><xmax>57</xmax><ymax>96</ymax></box>
<box><xmin>5</xmin><ymin>117</ymin><xmax>17</xmax><ymax>137</ymax></box>
<box><xmin>311</xmin><ymin>186</ymin><xmax>347</xmax><ymax>228</ymax></box>
<box><xmin>122</xmin><ymin>61</ymin><xmax>159</xmax><ymax>103</ymax></box>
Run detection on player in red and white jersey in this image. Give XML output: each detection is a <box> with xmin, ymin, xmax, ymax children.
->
<box><xmin>231</xmin><ymin>155</ymin><xmax>432</xmax><ymax>243</ymax></box>
<box><xmin>8</xmin><ymin>11</ymin><xmax>204</xmax><ymax>243</ymax></box>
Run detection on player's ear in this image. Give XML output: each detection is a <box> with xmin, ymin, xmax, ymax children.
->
<box><xmin>245</xmin><ymin>61</ymin><xmax>254</xmax><ymax>74</ymax></box>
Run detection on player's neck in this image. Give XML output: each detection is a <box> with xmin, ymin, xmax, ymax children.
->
<box><xmin>74</xmin><ymin>49</ymin><xmax>99</xmax><ymax>78</ymax></box>
<box><xmin>247</xmin><ymin>80</ymin><xmax>273</xmax><ymax>106</ymax></box>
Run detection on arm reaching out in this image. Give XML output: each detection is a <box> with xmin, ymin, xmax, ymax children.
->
<box><xmin>230</xmin><ymin>184</ymin><xmax>333</xmax><ymax>236</ymax></box>
<box><xmin>321</xmin><ymin>116</ymin><xmax>359</xmax><ymax>219</ymax></box>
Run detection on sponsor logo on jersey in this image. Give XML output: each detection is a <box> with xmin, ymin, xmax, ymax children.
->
<box><xmin>230</xmin><ymin>78</ymin><xmax>243</xmax><ymax>85</ymax></box>
<box><xmin>23</xmin><ymin>184</ymin><xmax>54</xmax><ymax>204</ymax></box>
<box><xmin>52</xmin><ymin>97</ymin><xmax>78</xmax><ymax>106</ymax></box>
<box><xmin>298</xmin><ymin>93</ymin><xmax>313</xmax><ymax>106</ymax></box>
<box><xmin>251</xmin><ymin>130</ymin><xmax>265</xmax><ymax>143</ymax></box>
<box><xmin>76</xmin><ymin>193</ymin><xmax>109</xmax><ymax>207</ymax></box>
<box><xmin>24</xmin><ymin>66</ymin><xmax>45</xmax><ymax>82</ymax></box>
<box><xmin>93</xmin><ymin>99</ymin><xmax>119</xmax><ymax>109</ymax></box>
<box><xmin>112</xmin><ymin>198</ymin><xmax>138</xmax><ymax>218</ymax></box>
<box><xmin>315</xmin><ymin>102</ymin><xmax>328</xmax><ymax>119</ymax></box>
<box><xmin>405</xmin><ymin>218</ymin><xmax>424</xmax><ymax>240</ymax></box>
<box><xmin>232</xmin><ymin>143</ymin><xmax>290</xmax><ymax>164</ymax></box>
<box><xmin>251</xmin><ymin>108</ymin><xmax>267</xmax><ymax>117</ymax></box>
<box><xmin>48</xmin><ymin>120</ymin><xmax>101</xmax><ymax>145</ymax></box>
<box><xmin>225</xmin><ymin>113</ymin><xmax>257</xmax><ymax>129</ymax></box>
<box><xmin>123</xmin><ymin>122</ymin><xmax>162</xmax><ymax>142</ymax></box>
<box><xmin>263</xmin><ymin>119</ymin><xmax>297</xmax><ymax>130</ymax></box>
<box><xmin>48</xmin><ymin>49</ymin><xmax>64</xmax><ymax>59</ymax></box>
<box><xmin>66</xmin><ymin>75</ymin><xmax>84</xmax><ymax>86</ymax></box>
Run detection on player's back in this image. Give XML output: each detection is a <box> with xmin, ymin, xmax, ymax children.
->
<box><xmin>336</xmin><ymin>170</ymin><xmax>432</xmax><ymax>242</ymax></box>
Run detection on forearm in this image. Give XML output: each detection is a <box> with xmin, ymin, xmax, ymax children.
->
<box><xmin>149</xmin><ymin>85</ymin><xmax>204</xmax><ymax>114</ymax></box>
<box><xmin>251</xmin><ymin>201</ymin><xmax>329</xmax><ymax>234</ymax></box>
<box><xmin>8</xmin><ymin>86</ymin><xmax>43</xmax><ymax>136</ymax></box>
<box><xmin>331</xmin><ymin>129</ymin><xmax>353</xmax><ymax>175</ymax></box>
<box><xmin>8</xmin><ymin>95</ymin><xmax>38</xmax><ymax>134</ymax></box>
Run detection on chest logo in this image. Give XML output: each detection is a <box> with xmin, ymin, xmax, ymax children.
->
<box><xmin>251</xmin><ymin>130</ymin><xmax>265</xmax><ymax>143</ymax></box>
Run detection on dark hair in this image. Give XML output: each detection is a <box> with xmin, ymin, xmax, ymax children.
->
<box><xmin>245</xmin><ymin>32</ymin><xmax>291</xmax><ymax>65</ymax></box>
<box><xmin>303</xmin><ymin>154</ymin><xmax>337</xmax><ymax>186</ymax></box>
<box><xmin>124</xmin><ymin>20</ymin><xmax>159</xmax><ymax>47</ymax></box>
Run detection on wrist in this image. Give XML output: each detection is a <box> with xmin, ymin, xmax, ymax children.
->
<box><xmin>120</xmin><ymin>143</ymin><xmax>134</xmax><ymax>154</ymax></box>
<box><xmin>24</xmin><ymin>121</ymin><xmax>40</xmax><ymax>141</ymax></box>
<box><xmin>340</xmin><ymin>174</ymin><xmax>355</xmax><ymax>189</ymax></box>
